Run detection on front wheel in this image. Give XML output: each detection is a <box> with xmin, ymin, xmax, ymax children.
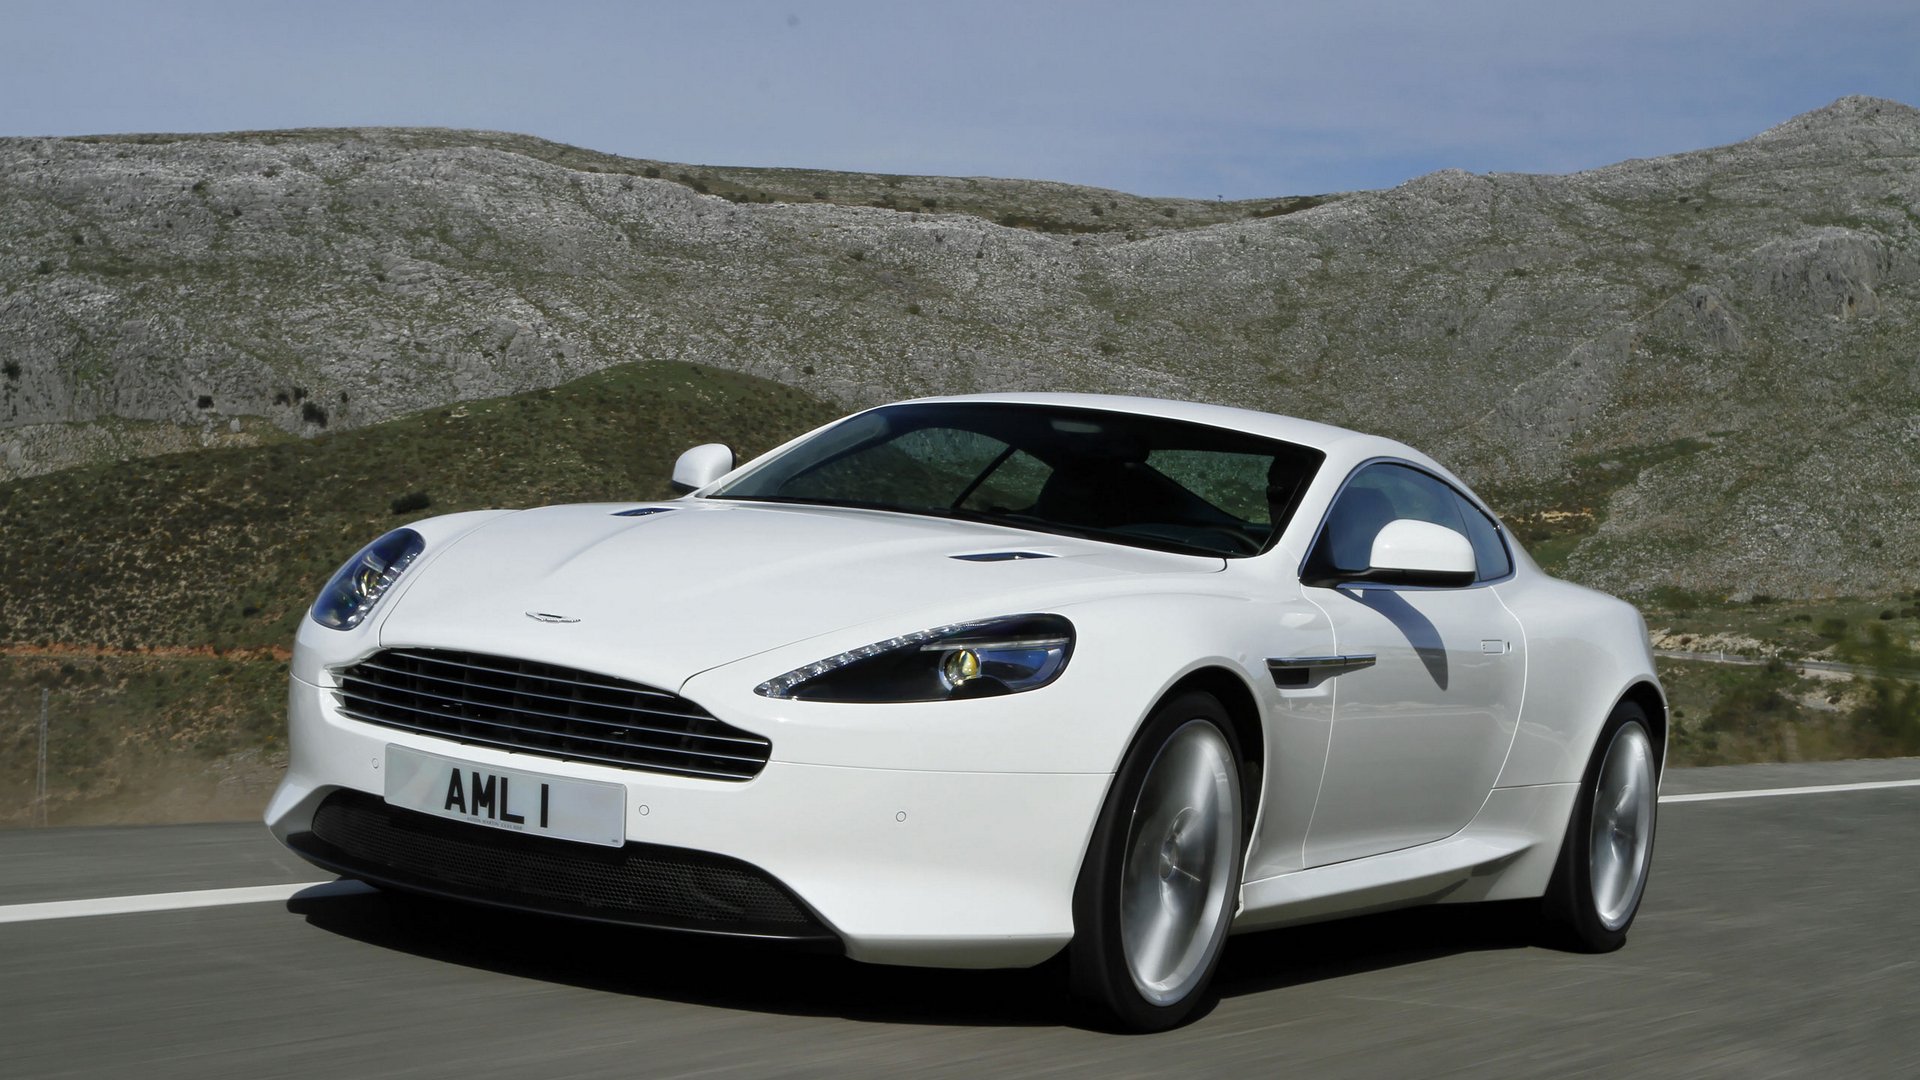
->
<box><xmin>1541</xmin><ymin>701</ymin><xmax>1659</xmax><ymax>951</ymax></box>
<box><xmin>1069</xmin><ymin>692</ymin><xmax>1245</xmax><ymax>1032</ymax></box>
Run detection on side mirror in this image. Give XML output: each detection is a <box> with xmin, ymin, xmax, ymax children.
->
<box><xmin>671</xmin><ymin>443</ymin><xmax>733</xmax><ymax>494</ymax></box>
<box><xmin>1364</xmin><ymin>519</ymin><xmax>1477</xmax><ymax>587</ymax></box>
<box><xmin>1302</xmin><ymin>518</ymin><xmax>1479</xmax><ymax>589</ymax></box>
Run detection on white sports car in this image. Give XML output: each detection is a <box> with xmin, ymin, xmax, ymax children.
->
<box><xmin>267</xmin><ymin>393</ymin><xmax>1663</xmax><ymax>1031</ymax></box>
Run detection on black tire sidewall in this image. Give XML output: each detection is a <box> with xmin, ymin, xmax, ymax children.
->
<box><xmin>1069</xmin><ymin>690</ymin><xmax>1245</xmax><ymax>1032</ymax></box>
<box><xmin>1544</xmin><ymin>700</ymin><xmax>1657</xmax><ymax>952</ymax></box>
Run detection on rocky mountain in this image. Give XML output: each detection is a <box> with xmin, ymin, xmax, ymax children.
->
<box><xmin>3</xmin><ymin>97</ymin><xmax>1917</xmax><ymax>598</ymax></box>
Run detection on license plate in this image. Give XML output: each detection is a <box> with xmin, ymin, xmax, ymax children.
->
<box><xmin>383</xmin><ymin>744</ymin><xmax>625</xmax><ymax>848</ymax></box>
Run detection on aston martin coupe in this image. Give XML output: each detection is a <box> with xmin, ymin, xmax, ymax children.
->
<box><xmin>267</xmin><ymin>393</ymin><xmax>1663</xmax><ymax>1031</ymax></box>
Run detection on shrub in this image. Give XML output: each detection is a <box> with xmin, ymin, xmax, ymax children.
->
<box><xmin>389</xmin><ymin>491</ymin><xmax>432</xmax><ymax>515</ymax></box>
<box><xmin>1704</xmin><ymin>675</ymin><xmax>1793</xmax><ymax>736</ymax></box>
<box><xmin>1836</xmin><ymin>624</ymin><xmax>1920</xmax><ymax>753</ymax></box>
<box><xmin>300</xmin><ymin>401</ymin><xmax>328</xmax><ymax>427</ymax></box>
<box><xmin>2</xmin><ymin>360</ymin><xmax>20</xmax><ymax>381</ymax></box>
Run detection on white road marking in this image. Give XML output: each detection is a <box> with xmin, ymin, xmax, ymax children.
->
<box><xmin>0</xmin><ymin>879</ymin><xmax>374</xmax><ymax>925</ymax></box>
<box><xmin>1660</xmin><ymin>778</ymin><xmax>1920</xmax><ymax>804</ymax></box>
<box><xmin>2</xmin><ymin>778</ymin><xmax>1915</xmax><ymax>926</ymax></box>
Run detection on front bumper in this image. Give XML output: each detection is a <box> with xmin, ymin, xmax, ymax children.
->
<box><xmin>267</xmin><ymin>673</ymin><xmax>1111</xmax><ymax>968</ymax></box>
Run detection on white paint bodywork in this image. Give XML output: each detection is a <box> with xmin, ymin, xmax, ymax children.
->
<box><xmin>267</xmin><ymin>392</ymin><xmax>1663</xmax><ymax>969</ymax></box>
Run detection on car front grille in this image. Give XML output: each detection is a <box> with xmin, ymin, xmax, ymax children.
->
<box><xmin>336</xmin><ymin>648</ymin><xmax>770</xmax><ymax>781</ymax></box>
<box><xmin>292</xmin><ymin>789</ymin><xmax>832</xmax><ymax>941</ymax></box>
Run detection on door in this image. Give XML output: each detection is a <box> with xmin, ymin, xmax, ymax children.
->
<box><xmin>1298</xmin><ymin>462</ymin><xmax>1525</xmax><ymax>867</ymax></box>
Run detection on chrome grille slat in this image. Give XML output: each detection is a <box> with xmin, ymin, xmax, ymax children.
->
<box><xmin>338</xmin><ymin>670</ymin><xmax>765</xmax><ymax>744</ymax></box>
<box><xmin>336</xmin><ymin>648</ymin><xmax>770</xmax><ymax>782</ymax></box>
<box><xmin>335</xmin><ymin>695</ymin><xmax>769</xmax><ymax>764</ymax></box>
<box><xmin>358</xmin><ymin>654</ymin><xmax>689</xmax><ymax>704</ymax></box>
<box><xmin>335</xmin><ymin>707</ymin><xmax>758</xmax><ymax>781</ymax></box>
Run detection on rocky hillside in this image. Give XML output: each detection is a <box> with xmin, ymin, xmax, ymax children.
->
<box><xmin>3</xmin><ymin>97</ymin><xmax>1918</xmax><ymax>598</ymax></box>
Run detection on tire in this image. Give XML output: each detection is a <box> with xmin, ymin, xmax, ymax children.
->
<box><xmin>1541</xmin><ymin>700</ymin><xmax>1659</xmax><ymax>952</ymax></box>
<box><xmin>1069</xmin><ymin>691</ymin><xmax>1245</xmax><ymax>1032</ymax></box>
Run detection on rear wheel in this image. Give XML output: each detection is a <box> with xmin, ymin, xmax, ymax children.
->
<box><xmin>1542</xmin><ymin>701</ymin><xmax>1658</xmax><ymax>951</ymax></box>
<box><xmin>1069</xmin><ymin>692</ymin><xmax>1244</xmax><ymax>1031</ymax></box>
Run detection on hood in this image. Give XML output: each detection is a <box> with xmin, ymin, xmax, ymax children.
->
<box><xmin>377</xmin><ymin>500</ymin><xmax>1222</xmax><ymax>689</ymax></box>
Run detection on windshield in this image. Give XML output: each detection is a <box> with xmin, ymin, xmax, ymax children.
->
<box><xmin>704</xmin><ymin>402</ymin><xmax>1324</xmax><ymax>558</ymax></box>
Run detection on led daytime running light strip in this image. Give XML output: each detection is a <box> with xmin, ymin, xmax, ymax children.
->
<box><xmin>915</xmin><ymin>636</ymin><xmax>1070</xmax><ymax>652</ymax></box>
<box><xmin>756</xmin><ymin>619</ymin><xmax>1016</xmax><ymax>699</ymax></box>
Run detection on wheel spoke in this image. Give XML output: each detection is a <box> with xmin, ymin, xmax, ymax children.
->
<box><xmin>1117</xmin><ymin>719</ymin><xmax>1239</xmax><ymax>1007</ymax></box>
<box><xmin>1588</xmin><ymin>722</ymin><xmax>1656</xmax><ymax>931</ymax></box>
<box><xmin>1165</xmin><ymin>860</ymin><xmax>1203</xmax><ymax>887</ymax></box>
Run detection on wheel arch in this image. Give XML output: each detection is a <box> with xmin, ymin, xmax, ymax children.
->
<box><xmin>1616</xmin><ymin>678</ymin><xmax>1670</xmax><ymax>776</ymax></box>
<box><xmin>1154</xmin><ymin>665</ymin><xmax>1267</xmax><ymax>831</ymax></box>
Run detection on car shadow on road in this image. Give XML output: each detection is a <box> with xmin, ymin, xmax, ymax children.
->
<box><xmin>289</xmin><ymin>886</ymin><xmax>1542</xmax><ymax>1030</ymax></box>
<box><xmin>1213</xmin><ymin>899</ymin><xmax>1543</xmax><ymax>997</ymax></box>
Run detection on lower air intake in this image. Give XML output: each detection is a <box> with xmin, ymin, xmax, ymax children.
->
<box><xmin>291</xmin><ymin>789</ymin><xmax>833</xmax><ymax>942</ymax></box>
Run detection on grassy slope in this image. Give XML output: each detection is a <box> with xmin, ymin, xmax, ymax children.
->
<box><xmin>0</xmin><ymin>360</ymin><xmax>841</xmax><ymax>823</ymax></box>
<box><xmin>0</xmin><ymin>360</ymin><xmax>839</xmax><ymax>651</ymax></box>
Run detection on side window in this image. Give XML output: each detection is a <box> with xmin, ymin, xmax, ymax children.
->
<box><xmin>1310</xmin><ymin>462</ymin><xmax>1481</xmax><ymax>578</ymax></box>
<box><xmin>1453</xmin><ymin>495</ymin><xmax>1513</xmax><ymax>582</ymax></box>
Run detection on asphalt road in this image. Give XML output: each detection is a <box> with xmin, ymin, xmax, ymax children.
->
<box><xmin>2</xmin><ymin>759</ymin><xmax>1916</xmax><ymax>1079</ymax></box>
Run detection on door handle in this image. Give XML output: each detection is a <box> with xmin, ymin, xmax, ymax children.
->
<box><xmin>1481</xmin><ymin>639</ymin><xmax>1511</xmax><ymax>655</ymax></box>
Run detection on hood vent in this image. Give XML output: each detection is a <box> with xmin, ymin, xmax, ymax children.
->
<box><xmin>611</xmin><ymin>506</ymin><xmax>675</xmax><ymax>518</ymax></box>
<box><xmin>950</xmin><ymin>551</ymin><xmax>1057</xmax><ymax>562</ymax></box>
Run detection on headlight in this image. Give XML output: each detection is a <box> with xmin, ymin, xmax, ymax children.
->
<box><xmin>309</xmin><ymin>528</ymin><xmax>425</xmax><ymax>630</ymax></box>
<box><xmin>755</xmin><ymin>614</ymin><xmax>1075</xmax><ymax>703</ymax></box>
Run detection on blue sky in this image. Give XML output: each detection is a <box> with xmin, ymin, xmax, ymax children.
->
<box><xmin>3</xmin><ymin>1</ymin><xmax>1915</xmax><ymax>198</ymax></box>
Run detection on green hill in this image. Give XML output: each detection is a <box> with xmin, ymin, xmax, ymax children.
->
<box><xmin>0</xmin><ymin>361</ymin><xmax>839</xmax><ymax>823</ymax></box>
